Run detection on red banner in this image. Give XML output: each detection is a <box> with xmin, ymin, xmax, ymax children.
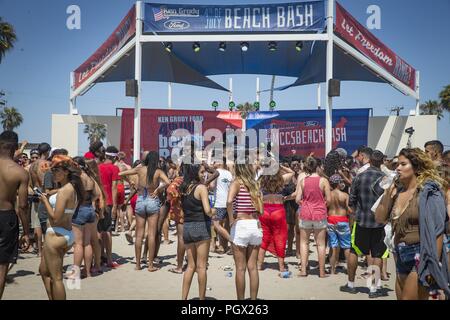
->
<box><xmin>73</xmin><ymin>6</ymin><xmax>136</xmax><ymax>90</ymax></box>
<box><xmin>335</xmin><ymin>2</ymin><xmax>416</xmax><ymax>90</ymax></box>
<box><xmin>120</xmin><ymin>109</ymin><xmax>243</xmax><ymax>162</ymax></box>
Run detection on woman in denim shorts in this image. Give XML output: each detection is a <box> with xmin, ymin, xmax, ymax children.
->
<box><xmin>119</xmin><ymin>152</ymin><xmax>170</xmax><ymax>272</ymax></box>
<box><xmin>295</xmin><ymin>156</ymin><xmax>331</xmax><ymax>278</ymax></box>
<box><xmin>180</xmin><ymin>164</ymin><xmax>216</xmax><ymax>300</ymax></box>
<box><xmin>72</xmin><ymin>157</ymin><xmax>102</xmax><ymax>277</ymax></box>
<box><xmin>376</xmin><ymin>148</ymin><xmax>449</xmax><ymax>300</ymax></box>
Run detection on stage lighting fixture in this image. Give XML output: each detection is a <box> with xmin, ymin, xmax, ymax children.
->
<box><xmin>268</xmin><ymin>41</ymin><xmax>277</xmax><ymax>51</ymax></box>
<box><xmin>219</xmin><ymin>42</ymin><xmax>227</xmax><ymax>52</ymax></box>
<box><xmin>164</xmin><ymin>42</ymin><xmax>173</xmax><ymax>53</ymax></box>
<box><xmin>193</xmin><ymin>42</ymin><xmax>201</xmax><ymax>53</ymax></box>
<box><xmin>241</xmin><ymin>42</ymin><xmax>249</xmax><ymax>52</ymax></box>
<box><xmin>295</xmin><ymin>41</ymin><xmax>304</xmax><ymax>52</ymax></box>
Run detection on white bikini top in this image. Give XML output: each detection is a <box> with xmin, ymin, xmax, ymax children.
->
<box><xmin>49</xmin><ymin>193</ymin><xmax>77</xmax><ymax>215</ymax></box>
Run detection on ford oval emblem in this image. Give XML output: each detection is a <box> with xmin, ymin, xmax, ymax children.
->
<box><xmin>164</xmin><ymin>20</ymin><xmax>190</xmax><ymax>30</ymax></box>
<box><xmin>304</xmin><ymin>121</ymin><xmax>319</xmax><ymax>127</ymax></box>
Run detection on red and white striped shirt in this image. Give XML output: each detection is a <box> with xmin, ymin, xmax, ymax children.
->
<box><xmin>233</xmin><ymin>185</ymin><xmax>257</xmax><ymax>215</ymax></box>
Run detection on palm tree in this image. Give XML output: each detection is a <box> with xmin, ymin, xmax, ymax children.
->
<box><xmin>0</xmin><ymin>107</ymin><xmax>23</xmax><ymax>130</ymax></box>
<box><xmin>0</xmin><ymin>17</ymin><xmax>17</xmax><ymax>63</ymax></box>
<box><xmin>438</xmin><ymin>84</ymin><xmax>450</xmax><ymax>113</ymax></box>
<box><xmin>419</xmin><ymin>100</ymin><xmax>443</xmax><ymax>120</ymax></box>
<box><xmin>236</xmin><ymin>102</ymin><xmax>258</xmax><ymax>119</ymax></box>
<box><xmin>84</xmin><ymin>123</ymin><xmax>107</xmax><ymax>144</ymax></box>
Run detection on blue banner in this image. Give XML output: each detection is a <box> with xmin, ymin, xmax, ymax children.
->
<box><xmin>246</xmin><ymin>109</ymin><xmax>370</xmax><ymax>158</ymax></box>
<box><xmin>144</xmin><ymin>1</ymin><xmax>325</xmax><ymax>33</ymax></box>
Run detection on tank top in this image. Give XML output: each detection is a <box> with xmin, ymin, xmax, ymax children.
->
<box><xmin>234</xmin><ymin>185</ymin><xmax>257</xmax><ymax>215</ymax></box>
<box><xmin>182</xmin><ymin>185</ymin><xmax>210</xmax><ymax>223</ymax></box>
<box><xmin>300</xmin><ymin>176</ymin><xmax>327</xmax><ymax>221</ymax></box>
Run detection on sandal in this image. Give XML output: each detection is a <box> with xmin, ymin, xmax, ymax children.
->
<box><xmin>125</xmin><ymin>233</ymin><xmax>134</xmax><ymax>245</ymax></box>
<box><xmin>168</xmin><ymin>268</ymin><xmax>183</xmax><ymax>274</ymax></box>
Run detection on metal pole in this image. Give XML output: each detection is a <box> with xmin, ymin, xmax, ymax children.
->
<box><xmin>317</xmin><ymin>83</ymin><xmax>321</xmax><ymax>110</ymax></box>
<box><xmin>256</xmin><ymin>77</ymin><xmax>260</xmax><ymax>103</ymax></box>
<box><xmin>168</xmin><ymin>82</ymin><xmax>172</xmax><ymax>109</ymax></box>
<box><xmin>133</xmin><ymin>1</ymin><xmax>143</xmax><ymax>162</ymax></box>
<box><xmin>69</xmin><ymin>72</ymin><xmax>76</xmax><ymax>115</ymax></box>
<box><xmin>325</xmin><ymin>0</ymin><xmax>334</xmax><ymax>154</ymax></box>
<box><xmin>415</xmin><ymin>71</ymin><xmax>420</xmax><ymax>116</ymax></box>
<box><xmin>229</xmin><ymin>78</ymin><xmax>233</xmax><ymax>102</ymax></box>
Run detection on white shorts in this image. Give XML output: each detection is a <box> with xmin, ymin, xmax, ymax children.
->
<box><xmin>230</xmin><ymin>219</ymin><xmax>262</xmax><ymax>248</ymax></box>
<box><xmin>31</xmin><ymin>203</ymin><xmax>41</xmax><ymax>229</ymax></box>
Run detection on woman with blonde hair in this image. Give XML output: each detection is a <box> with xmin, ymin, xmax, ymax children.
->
<box><xmin>38</xmin><ymin>155</ymin><xmax>84</xmax><ymax>300</ymax></box>
<box><xmin>376</xmin><ymin>148</ymin><xmax>450</xmax><ymax>299</ymax></box>
<box><xmin>257</xmin><ymin>164</ymin><xmax>295</xmax><ymax>273</ymax></box>
<box><xmin>227</xmin><ymin>162</ymin><xmax>264</xmax><ymax>300</ymax></box>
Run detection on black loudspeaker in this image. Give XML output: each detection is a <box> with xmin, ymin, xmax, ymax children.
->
<box><xmin>126</xmin><ymin>79</ymin><xmax>138</xmax><ymax>97</ymax></box>
<box><xmin>328</xmin><ymin>79</ymin><xmax>341</xmax><ymax>97</ymax></box>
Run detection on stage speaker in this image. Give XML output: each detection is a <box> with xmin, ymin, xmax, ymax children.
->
<box><xmin>328</xmin><ymin>79</ymin><xmax>341</xmax><ymax>97</ymax></box>
<box><xmin>126</xmin><ymin>79</ymin><xmax>138</xmax><ymax>97</ymax></box>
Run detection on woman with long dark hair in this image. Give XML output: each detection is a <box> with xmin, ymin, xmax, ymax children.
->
<box><xmin>119</xmin><ymin>151</ymin><xmax>170</xmax><ymax>272</ymax></box>
<box><xmin>227</xmin><ymin>163</ymin><xmax>264</xmax><ymax>300</ymax></box>
<box><xmin>376</xmin><ymin>148</ymin><xmax>450</xmax><ymax>299</ymax></box>
<box><xmin>38</xmin><ymin>155</ymin><xmax>84</xmax><ymax>300</ymax></box>
<box><xmin>72</xmin><ymin>157</ymin><xmax>102</xmax><ymax>277</ymax></box>
<box><xmin>180</xmin><ymin>163</ymin><xmax>216</xmax><ymax>300</ymax></box>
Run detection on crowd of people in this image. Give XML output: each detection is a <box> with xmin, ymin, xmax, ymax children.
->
<box><xmin>0</xmin><ymin>130</ymin><xmax>449</xmax><ymax>300</ymax></box>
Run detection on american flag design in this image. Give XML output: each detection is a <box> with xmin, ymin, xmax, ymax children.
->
<box><xmin>153</xmin><ymin>7</ymin><xmax>166</xmax><ymax>21</ymax></box>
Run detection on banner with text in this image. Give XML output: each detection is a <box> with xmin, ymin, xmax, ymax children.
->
<box><xmin>120</xmin><ymin>109</ymin><xmax>243</xmax><ymax>162</ymax></box>
<box><xmin>335</xmin><ymin>2</ymin><xmax>416</xmax><ymax>90</ymax></box>
<box><xmin>144</xmin><ymin>1</ymin><xmax>325</xmax><ymax>33</ymax></box>
<box><xmin>246</xmin><ymin>109</ymin><xmax>370</xmax><ymax>158</ymax></box>
<box><xmin>73</xmin><ymin>6</ymin><xmax>136</xmax><ymax>90</ymax></box>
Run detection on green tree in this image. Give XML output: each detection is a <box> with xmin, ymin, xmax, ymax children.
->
<box><xmin>0</xmin><ymin>107</ymin><xmax>23</xmax><ymax>130</ymax></box>
<box><xmin>236</xmin><ymin>102</ymin><xmax>257</xmax><ymax>119</ymax></box>
<box><xmin>0</xmin><ymin>17</ymin><xmax>17</xmax><ymax>63</ymax></box>
<box><xmin>438</xmin><ymin>84</ymin><xmax>450</xmax><ymax>113</ymax></box>
<box><xmin>84</xmin><ymin>123</ymin><xmax>107</xmax><ymax>144</ymax></box>
<box><xmin>419</xmin><ymin>100</ymin><xmax>443</xmax><ymax>120</ymax></box>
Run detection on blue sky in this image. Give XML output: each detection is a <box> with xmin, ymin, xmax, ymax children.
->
<box><xmin>0</xmin><ymin>0</ymin><xmax>449</xmax><ymax>154</ymax></box>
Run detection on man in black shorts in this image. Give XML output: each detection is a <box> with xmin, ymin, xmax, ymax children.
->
<box><xmin>0</xmin><ymin>131</ymin><xmax>30</xmax><ymax>299</ymax></box>
<box><xmin>340</xmin><ymin>149</ymin><xmax>388</xmax><ymax>298</ymax></box>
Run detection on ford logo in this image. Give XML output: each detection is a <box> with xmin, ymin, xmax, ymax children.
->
<box><xmin>164</xmin><ymin>20</ymin><xmax>190</xmax><ymax>30</ymax></box>
<box><xmin>304</xmin><ymin>121</ymin><xmax>319</xmax><ymax>127</ymax></box>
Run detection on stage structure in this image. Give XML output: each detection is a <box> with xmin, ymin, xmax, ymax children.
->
<box><xmin>70</xmin><ymin>1</ymin><xmax>420</xmax><ymax>161</ymax></box>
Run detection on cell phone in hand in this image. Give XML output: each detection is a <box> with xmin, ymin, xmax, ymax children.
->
<box><xmin>33</xmin><ymin>187</ymin><xmax>43</xmax><ymax>196</ymax></box>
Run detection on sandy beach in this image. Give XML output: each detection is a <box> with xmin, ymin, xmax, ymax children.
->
<box><xmin>3</xmin><ymin>226</ymin><xmax>396</xmax><ymax>300</ymax></box>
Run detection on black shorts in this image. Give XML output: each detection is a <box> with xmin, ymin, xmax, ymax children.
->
<box><xmin>97</xmin><ymin>206</ymin><xmax>113</xmax><ymax>233</ymax></box>
<box><xmin>0</xmin><ymin>210</ymin><xmax>19</xmax><ymax>264</ymax></box>
<box><xmin>183</xmin><ymin>221</ymin><xmax>211</xmax><ymax>245</ymax></box>
<box><xmin>351</xmin><ymin>224</ymin><xmax>387</xmax><ymax>258</ymax></box>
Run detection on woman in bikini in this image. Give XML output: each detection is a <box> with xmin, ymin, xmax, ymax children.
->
<box><xmin>38</xmin><ymin>155</ymin><xmax>84</xmax><ymax>300</ymax></box>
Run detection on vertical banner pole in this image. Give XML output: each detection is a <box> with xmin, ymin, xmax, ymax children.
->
<box><xmin>133</xmin><ymin>1</ymin><xmax>143</xmax><ymax>162</ymax></box>
<box><xmin>69</xmin><ymin>72</ymin><xmax>76</xmax><ymax>115</ymax></box>
<box><xmin>415</xmin><ymin>71</ymin><xmax>420</xmax><ymax>116</ymax></box>
<box><xmin>256</xmin><ymin>77</ymin><xmax>260</xmax><ymax>103</ymax></box>
<box><xmin>229</xmin><ymin>78</ymin><xmax>233</xmax><ymax>103</ymax></box>
<box><xmin>325</xmin><ymin>0</ymin><xmax>335</xmax><ymax>154</ymax></box>
<box><xmin>317</xmin><ymin>83</ymin><xmax>321</xmax><ymax>110</ymax></box>
<box><xmin>168</xmin><ymin>82</ymin><xmax>173</xmax><ymax>109</ymax></box>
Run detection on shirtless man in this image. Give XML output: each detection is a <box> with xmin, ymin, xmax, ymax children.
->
<box><xmin>327</xmin><ymin>174</ymin><xmax>352</xmax><ymax>274</ymax></box>
<box><xmin>0</xmin><ymin>131</ymin><xmax>30</xmax><ymax>299</ymax></box>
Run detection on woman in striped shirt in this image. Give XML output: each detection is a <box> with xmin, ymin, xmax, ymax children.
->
<box><xmin>227</xmin><ymin>163</ymin><xmax>264</xmax><ymax>300</ymax></box>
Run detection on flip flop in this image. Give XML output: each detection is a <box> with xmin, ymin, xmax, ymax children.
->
<box><xmin>168</xmin><ymin>268</ymin><xmax>183</xmax><ymax>274</ymax></box>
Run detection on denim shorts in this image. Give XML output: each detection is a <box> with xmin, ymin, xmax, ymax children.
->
<box><xmin>298</xmin><ymin>219</ymin><xmax>327</xmax><ymax>230</ymax></box>
<box><xmin>135</xmin><ymin>196</ymin><xmax>161</xmax><ymax>217</ymax></box>
<box><xmin>72</xmin><ymin>205</ymin><xmax>96</xmax><ymax>226</ymax></box>
<box><xmin>327</xmin><ymin>222</ymin><xmax>351</xmax><ymax>249</ymax></box>
<box><xmin>212</xmin><ymin>208</ymin><xmax>228</xmax><ymax>221</ymax></box>
<box><xmin>394</xmin><ymin>242</ymin><xmax>420</xmax><ymax>275</ymax></box>
<box><xmin>183</xmin><ymin>220</ymin><xmax>212</xmax><ymax>244</ymax></box>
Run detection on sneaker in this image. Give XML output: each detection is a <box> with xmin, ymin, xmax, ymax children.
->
<box><xmin>339</xmin><ymin>284</ymin><xmax>357</xmax><ymax>294</ymax></box>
